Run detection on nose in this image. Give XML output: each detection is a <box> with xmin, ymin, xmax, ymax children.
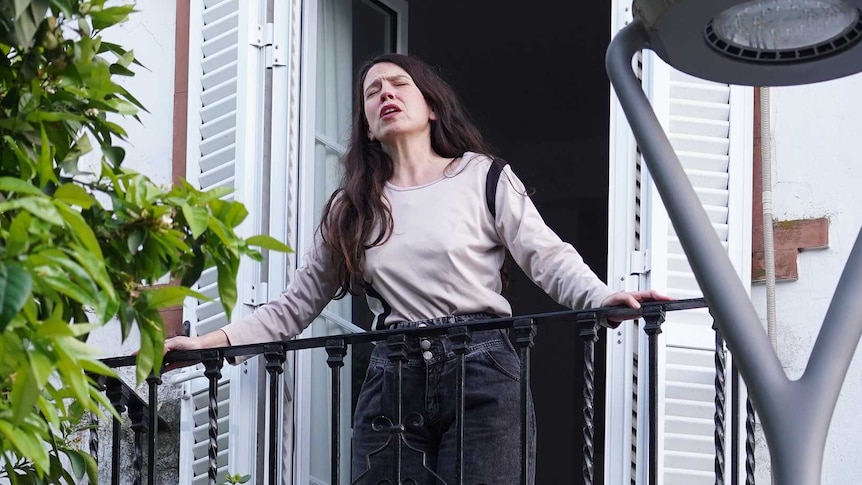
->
<box><xmin>378</xmin><ymin>84</ymin><xmax>395</xmax><ymax>101</ymax></box>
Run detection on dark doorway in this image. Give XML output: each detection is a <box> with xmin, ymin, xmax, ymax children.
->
<box><xmin>408</xmin><ymin>2</ymin><xmax>611</xmax><ymax>483</ymax></box>
<box><xmin>351</xmin><ymin>1</ymin><xmax>611</xmax><ymax>482</ymax></box>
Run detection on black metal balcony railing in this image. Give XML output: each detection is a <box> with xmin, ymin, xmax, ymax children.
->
<box><xmin>97</xmin><ymin>298</ymin><xmax>756</xmax><ymax>485</ymax></box>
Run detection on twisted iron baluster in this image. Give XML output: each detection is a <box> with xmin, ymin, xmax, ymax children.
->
<box><xmin>264</xmin><ymin>344</ymin><xmax>287</xmax><ymax>485</ymax></box>
<box><xmin>746</xmin><ymin>397</ymin><xmax>756</xmax><ymax>485</ymax></box>
<box><xmin>88</xmin><ymin>410</ymin><xmax>99</xmax><ymax>478</ymax></box>
<box><xmin>512</xmin><ymin>318</ymin><xmax>535</xmax><ymax>485</ymax></box>
<box><xmin>642</xmin><ymin>305</ymin><xmax>666</xmax><ymax>485</ymax></box>
<box><xmin>714</xmin><ymin>321</ymin><xmax>727</xmax><ymax>485</ymax></box>
<box><xmin>87</xmin><ymin>374</ymin><xmax>105</xmax><ymax>483</ymax></box>
<box><xmin>105</xmin><ymin>378</ymin><xmax>128</xmax><ymax>485</ymax></box>
<box><xmin>449</xmin><ymin>326</ymin><xmax>471</xmax><ymax>485</ymax></box>
<box><xmin>128</xmin><ymin>401</ymin><xmax>146</xmax><ymax>485</ymax></box>
<box><xmin>201</xmin><ymin>350</ymin><xmax>223</xmax><ymax>485</ymax></box>
<box><xmin>577</xmin><ymin>312</ymin><xmax>598</xmax><ymax>485</ymax></box>
<box><xmin>147</xmin><ymin>374</ymin><xmax>161</xmax><ymax>485</ymax></box>
<box><xmin>325</xmin><ymin>339</ymin><xmax>347</xmax><ymax>485</ymax></box>
<box><xmin>731</xmin><ymin>364</ymin><xmax>740</xmax><ymax>485</ymax></box>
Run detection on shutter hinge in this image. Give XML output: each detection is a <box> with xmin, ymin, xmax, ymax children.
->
<box><xmin>263</xmin><ymin>22</ymin><xmax>286</xmax><ymax>68</ymax></box>
<box><xmin>244</xmin><ymin>282</ymin><xmax>269</xmax><ymax>308</ymax></box>
<box><xmin>629</xmin><ymin>250</ymin><xmax>650</xmax><ymax>276</ymax></box>
<box><xmin>624</xmin><ymin>5</ymin><xmax>634</xmax><ymax>25</ymax></box>
<box><xmin>250</xmin><ymin>24</ymin><xmax>264</xmax><ymax>47</ymax></box>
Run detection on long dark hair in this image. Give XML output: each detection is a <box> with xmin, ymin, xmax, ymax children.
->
<box><xmin>320</xmin><ymin>53</ymin><xmax>493</xmax><ymax>298</ymax></box>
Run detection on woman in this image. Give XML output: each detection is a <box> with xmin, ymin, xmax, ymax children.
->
<box><xmin>165</xmin><ymin>53</ymin><xmax>667</xmax><ymax>484</ymax></box>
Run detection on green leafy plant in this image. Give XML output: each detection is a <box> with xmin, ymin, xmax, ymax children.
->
<box><xmin>0</xmin><ymin>0</ymin><xmax>290</xmax><ymax>481</ymax></box>
<box><xmin>222</xmin><ymin>473</ymin><xmax>252</xmax><ymax>484</ymax></box>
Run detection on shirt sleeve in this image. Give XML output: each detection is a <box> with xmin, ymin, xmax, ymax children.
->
<box><xmin>221</xmin><ymin>233</ymin><xmax>339</xmax><ymax>347</ymax></box>
<box><xmin>493</xmin><ymin>165</ymin><xmax>616</xmax><ymax>311</ymax></box>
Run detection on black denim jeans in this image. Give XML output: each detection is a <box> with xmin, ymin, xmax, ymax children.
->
<box><xmin>351</xmin><ymin>314</ymin><xmax>536</xmax><ymax>485</ymax></box>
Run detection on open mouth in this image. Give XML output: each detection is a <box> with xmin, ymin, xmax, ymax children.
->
<box><xmin>380</xmin><ymin>106</ymin><xmax>400</xmax><ymax>117</ymax></box>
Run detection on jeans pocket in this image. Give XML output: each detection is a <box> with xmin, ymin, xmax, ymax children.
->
<box><xmin>476</xmin><ymin>343</ymin><xmax>521</xmax><ymax>382</ymax></box>
<box><xmin>355</xmin><ymin>362</ymin><xmax>389</xmax><ymax>419</ymax></box>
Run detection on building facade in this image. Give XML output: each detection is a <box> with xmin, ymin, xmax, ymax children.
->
<box><xmin>97</xmin><ymin>0</ymin><xmax>862</xmax><ymax>483</ymax></box>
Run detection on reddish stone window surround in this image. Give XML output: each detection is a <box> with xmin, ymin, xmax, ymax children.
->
<box><xmin>172</xmin><ymin>2</ymin><xmax>190</xmax><ymax>187</ymax></box>
<box><xmin>751</xmin><ymin>90</ymin><xmax>829</xmax><ymax>283</ymax></box>
<box><xmin>160</xmin><ymin>2</ymin><xmax>192</xmax><ymax>338</ymax></box>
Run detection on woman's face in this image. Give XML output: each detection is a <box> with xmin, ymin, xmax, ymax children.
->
<box><xmin>362</xmin><ymin>62</ymin><xmax>436</xmax><ymax>146</ymax></box>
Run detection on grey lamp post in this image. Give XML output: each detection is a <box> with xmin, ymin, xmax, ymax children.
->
<box><xmin>606</xmin><ymin>1</ymin><xmax>862</xmax><ymax>484</ymax></box>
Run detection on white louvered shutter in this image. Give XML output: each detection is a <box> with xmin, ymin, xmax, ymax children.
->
<box><xmin>179</xmin><ymin>0</ymin><xmax>268</xmax><ymax>483</ymax></box>
<box><xmin>638</xmin><ymin>53</ymin><xmax>753</xmax><ymax>485</ymax></box>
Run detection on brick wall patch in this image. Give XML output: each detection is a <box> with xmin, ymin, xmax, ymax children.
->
<box><xmin>752</xmin><ymin>218</ymin><xmax>829</xmax><ymax>282</ymax></box>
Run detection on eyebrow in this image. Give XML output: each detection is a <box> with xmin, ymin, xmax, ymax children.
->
<box><xmin>363</xmin><ymin>75</ymin><xmax>411</xmax><ymax>95</ymax></box>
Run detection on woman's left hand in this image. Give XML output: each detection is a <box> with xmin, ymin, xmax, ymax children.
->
<box><xmin>601</xmin><ymin>290</ymin><xmax>673</xmax><ymax>325</ymax></box>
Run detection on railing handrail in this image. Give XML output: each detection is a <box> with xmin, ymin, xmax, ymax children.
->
<box><xmin>88</xmin><ymin>296</ymin><xmax>752</xmax><ymax>485</ymax></box>
<box><xmin>100</xmin><ymin>298</ymin><xmax>708</xmax><ymax>369</ymax></box>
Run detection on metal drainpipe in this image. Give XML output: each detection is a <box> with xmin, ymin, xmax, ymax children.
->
<box><xmin>761</xmin><ymin>86</ymin><xmax>778</xmax><ymax>351</ymax></box>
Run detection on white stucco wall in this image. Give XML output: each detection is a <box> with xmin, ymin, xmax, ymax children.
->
<box><xmin>109</xmin><ymin>0</ymin><xmax>177</xmax><ymax>186</ymax></box>
<box><xmin>750</xmin><ymin>72</ymin><xmax>862</xmax><ymax>484</ymax></box>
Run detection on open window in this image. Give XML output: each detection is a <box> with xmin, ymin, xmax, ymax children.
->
<box><xmin>292</xmin><ymin>0</ymin><xmax>408</xmax><ymax>483</ymax></box>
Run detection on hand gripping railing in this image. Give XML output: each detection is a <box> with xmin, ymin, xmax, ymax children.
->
<box><xmin>97</xmin><ymin>297</ymin><xmax>755</xmax><ymax>485</ymax></box>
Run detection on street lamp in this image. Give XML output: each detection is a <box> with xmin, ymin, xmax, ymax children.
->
<box><xmin>606</xmin><ymin>1</ymin><xmax>862</xmax><ymax>484</ymax></box>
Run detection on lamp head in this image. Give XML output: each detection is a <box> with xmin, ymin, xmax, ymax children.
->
<box><xmin>635</xmin><ymin>0</ymin><xmax>862</xmax><ymax>85</ymax></box>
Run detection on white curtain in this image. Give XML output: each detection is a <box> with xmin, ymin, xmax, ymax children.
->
<box><xmin>309</xmin><ymin>0</ymin><xmax>355</xmax><ymax>483</ymax></box>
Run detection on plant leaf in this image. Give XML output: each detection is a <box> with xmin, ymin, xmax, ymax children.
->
<box><xmin>10</xmin><ymin>0</ymin><xmax>49</xmax><ymax>48</ymax></box>
<box><xmin>56</xmin><ymin>204</ymin><xmax>104</xmax><ymax>259</ymax></box>
<box><xmin>0</xmin><ymin>177</ymin><xmax>44</xmax><ymax>196</ymax></box>
<box><xmin>0</xmin><ymin>197</ymin><xmax>63</xmax><ymax>225</ymax></box>
<box><xmin>182</xmin><ymin>203</ymin><xmax>209</xmax><ymax>239</ymax></box>
<box><xmin>215</xmin><ymin>258</ymin><xmax>238</xmax><ymax>317</ymax></box>
<box><xmin>68</xmin><ymin>245</ymin><xmax>115</xmax><ymax>299</ymax></box>
<box><xmin>7</xmin><ymin>211</ymin><xmax>32</xmax><ymax>256</ymax></box>
<box><xmin>145</xmin><ymin>285</ymin><xmax>207</xmax><ymax>309</ymax></box>
<box><xmin>64</xmin><ymin>449</ymin><xmax>86</xmax><ymax>479</ymax></box>
<box><xmin>246</xmin><ymin>234</ymin><xmax>293</xmax><ymax>253</ymax></box>
<box><xmin>36</xmin><ymin>394</ymin><xmax>60</xmax><ymax>431</ymax></box>
<box><xmin>0</xmin><ymin>262</ymin><xmax>33</xmax><ymax>332</ymax></box>
<box><xmin>38</xmin><ymin>123</ymin><xmax>57</xmax><ymax>186</ymax></box>
<box><xmin>127</xmin><ymin>227</ymin><xmax>144</xmax><ymax>254</ymax></box>
<box><xmin>10</xmin><ymin>364</ymin><xmax>39</xmax><ymax>425</ymax></box>
<box><xmin>90</xmin><ymin>4</ymin><xmax>135</xmax><ymax>30</ymax></box>
<box><xmin>102</xmin><ymin>145</ymin><xmax>125</xmax><ymax>166</ymax></box>
<box><xmin>38</xmin><ymin>275</ymin><xmax>95</xmax><ymax>307</ymax></box>
<box><xmin>28</xmin><ymin>350</ymin><xmax>54</xmax><ymax>388</ymax></box>
<box><xmin>53</xmin><ymin>183</ymin><xmax>95</xmax><ymax>209</ymax></box>
<box><xmin>0</xmin><ymin>422</ymin><xmax>50</xmax><ymax>474</ymax></box>
<box><xmin>136</xmin><ymin>322</ymin><xmax>155</xmax><ymax>383</ymax></box>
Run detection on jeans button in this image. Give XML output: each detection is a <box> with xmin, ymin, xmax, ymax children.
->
<box><xmin>420</xmin><ymin>339</ymin><xmax>431</xmax><ymax>350</ymax></box>
<box><xmin>418</xmin><ymin>323</ymin><xmax>427</xmax><ymax>328</ymax></box>
<box><xmin>422</xmin><ymin>351</ymin><xmax>433</xmax><ymax>361</ymax></box>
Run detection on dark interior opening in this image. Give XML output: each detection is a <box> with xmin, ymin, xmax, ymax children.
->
<box><xmin>352</xmin><ymin>1</ymin><xmax>611</xmax><ymax>482</ymax></box>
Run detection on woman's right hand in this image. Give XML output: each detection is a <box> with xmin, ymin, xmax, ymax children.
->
<box><xmin>163</xmin><ymin>330</ymin><xmax>230</xmax><ymax>372</ymax></box>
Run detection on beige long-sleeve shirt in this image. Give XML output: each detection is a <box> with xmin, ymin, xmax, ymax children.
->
<box><xmin>221</xmin><ymin>152</ymin><xmax>614</xmax><ymax>346</ymax></box>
